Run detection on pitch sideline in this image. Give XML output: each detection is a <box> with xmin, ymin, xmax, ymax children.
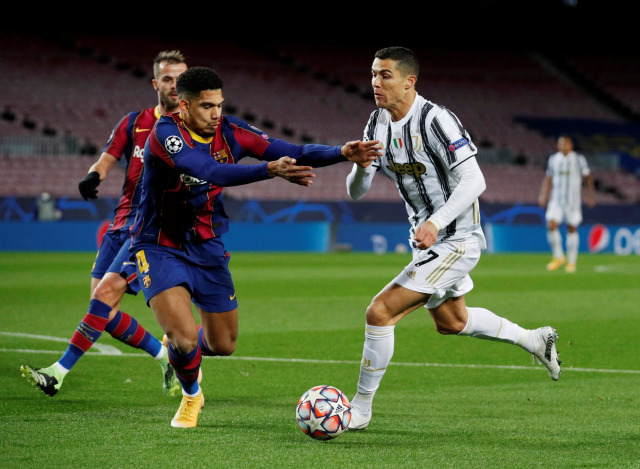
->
<box><xmin>2</xmin><ymin>331</ymin><xmax>639</xmax><ymax>375</ymax></box>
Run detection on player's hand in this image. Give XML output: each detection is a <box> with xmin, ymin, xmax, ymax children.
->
<box><xmin>268</xmin><ymin>157</ymin><xmax>316</xmax><ymax>186</ymax></box>
<box><xmin>341</xmin><ymin>140</ymin><xmax>382</xmax><ymax>167</ymax></box>
<box><xmin>413</xmin><ymin>220</ymin><xmax>438</xmax><ymax>250</ymax></box>
<box><xmin>78</xmin><ymin>171</ymin><xmax>101</xmax><ymax>200</ymax></box>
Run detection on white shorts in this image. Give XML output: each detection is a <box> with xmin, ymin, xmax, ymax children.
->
<box><xmin>546</xmin><ymin>201</ymin><xmax>582</xmax><ymax>227</ymax></box>
<box><xmin>393</xmin><ymin>235</ymin><xmax>482</xmax><ymax>309</ymax></box>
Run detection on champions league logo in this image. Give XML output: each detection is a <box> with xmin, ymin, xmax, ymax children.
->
<box><xmin>164</xmin><ymin>135</ymin><xmax>183</xmax><ymax>154</ymax></box>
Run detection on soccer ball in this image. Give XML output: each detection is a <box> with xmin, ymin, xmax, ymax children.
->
<box><xmin>296</xmin><ymin>385</ymin><xmax>351</xmax><ymax>440</ymax></box>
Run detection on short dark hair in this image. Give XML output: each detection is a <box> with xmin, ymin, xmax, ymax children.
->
<box><xmin>375</xmin><ymin>47</ymin><xmax>419</xmax><ymax>78</ymax></box>
<box><xmin>176</xmin><ymin>66</ymin><xmax>224</xmax><ymax>100</ymax></box>
<box><xmin>153</xmin><ymin>50</ymin><xmax>187</xmax><ymax>78</ymax></box>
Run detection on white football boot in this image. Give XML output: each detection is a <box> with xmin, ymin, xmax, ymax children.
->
<box><xmin>532</xmin><ymin>326</ymin><xmax>562</xmax><ymax>380</ymax></box>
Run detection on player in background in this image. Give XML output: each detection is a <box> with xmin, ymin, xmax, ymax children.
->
<box><xmin>538</xmin><ymin>135</ymin><xmax>595</xmax><ymax>273</ymax></box>
<box><xmin>344</xmin><ymin>47</ymin><xmax>562</xmax><ymax>431</ymax></box>
<box><xmin>20</xmin><ymin>51</ymin><xmax>188</xmax><ymax>398</ymax></box>
<box><xmin>131</xmin><ymin>66</ymin><xmax>382</xmax><ymax>428</ymax></box>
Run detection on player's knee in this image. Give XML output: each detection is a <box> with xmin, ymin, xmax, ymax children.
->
<box><xmin>365</xmin><ymin>301</ymin><xmax>393</xmax><ymax>327</ymax></box>
<box><xmin>92</xmin><ymin>277</ymin><xmax>126</xmax><ymax>305</ymax></box>
<box><xmin>208</xmin><ymin>339</ymin><xmax>236</xmax><ymax>356</ymax></box>
<box><xmin>433</xmin><ymin>317</ymin><xmax>466</xmax><ymax>335</ymax></box>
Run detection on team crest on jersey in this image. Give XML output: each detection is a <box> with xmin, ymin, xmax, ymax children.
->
<box><xmin>164</xmin><ymin>135</ymin><xmax>183</xmax><ymax>154</ymax></box>
<box><xmin>448</xmin><ymin>137</ymin><xmax>469</xmax><ymax>152</ymax></box>
<box><xmin>143</xmin><ymin>275</ymin><xmax>151</xmax><ymax>288</ymax></box>
<box><xmin>213</xmin><ymin>148</ymin><xmax>229</xmax><ymax>164</ymax></box>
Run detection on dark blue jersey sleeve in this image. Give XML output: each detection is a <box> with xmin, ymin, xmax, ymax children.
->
<box><xmin>174</xmin><ymin>146</ymin><xmax>271</xmax><ymax>187</ymax></box>
<box><xmin>263</xmin><ymin>139</ymin><xmax>345</xmax><ymax>167</ymax></box>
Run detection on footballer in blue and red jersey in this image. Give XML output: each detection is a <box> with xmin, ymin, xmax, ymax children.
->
<box><xmin>130</xmin><ymin>112</ymin><xmax>348</xmax><ymax>311</ymax></box>
<box><xmin>91</xmin><ymin>106</ymin><xmax>162</xmax><ymax>292</ymax></box>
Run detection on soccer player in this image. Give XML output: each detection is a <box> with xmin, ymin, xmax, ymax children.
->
<box><xmin>538</xmin><ymin>135</ymin><xmax>595</xmax><ymax>273</ymax></box>
<box><xmin>130</xmin><ymin>65</ymin><xmax>382</xmax><ymax>428</ymax></box>
<box><xmin>20</xmin><ymin>50</ymin><xmax>188</xmax><ymax>398</ymax></box>
<box><xmin>344</xmin><ymin>47</ymin><xmax>562</xmax><ymax>431</ymax></box>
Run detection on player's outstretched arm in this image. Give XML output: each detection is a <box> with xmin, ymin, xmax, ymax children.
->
<box><xmin>340</xmin><ymin>140</ymin><xmax>382</xmax><ymax>168</ymax></box>
<box><xmin>267</xmin><ymin>157</ymin><xmax>315</xmax><ymax>186</ymax></box>
<box><xmin>340</xmin><ymin>140</ymin><xmax>382</xmax><ymax>166</ymax></box>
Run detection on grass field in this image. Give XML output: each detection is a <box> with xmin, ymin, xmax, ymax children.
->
<box><xmin>1</xmin><ymin>251</ymin><xmax>639</xmax><ymax>468</ymax></box>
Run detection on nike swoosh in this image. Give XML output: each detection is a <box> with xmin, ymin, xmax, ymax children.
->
<box><xmin>230</xmin><ymin>292</ymin><xmax>237</xmax><ymax>300</ymax></box>
<box><xmin>135</xmin><ymin>128</ymin><xmax>151</xmax><ymax>132</ymax></box>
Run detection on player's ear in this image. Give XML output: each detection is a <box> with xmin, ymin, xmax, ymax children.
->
<box><xmin>179</xmin><ymin>99</ymin><xmax>189</xmax><ymax>114</ymax></box>
<box><xmin>152</xmin><ymin>78</ymin><xmax>159</xmax><ymax>91</ymax></box>
<box><xmin>405</xmin><ymin>75</ymin><xmax>417</xmax><ymax>90</ymax></box>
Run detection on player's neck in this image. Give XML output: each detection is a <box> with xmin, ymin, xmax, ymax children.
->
<box><xmin>388</xmin><ymin>91</ymin><xmax>416</xmax><ymax>122</ymax></box>
<box><xmin>160</xmin><ymin>104</ymin><xmax>179</xmax><ymax>115</ymax></box>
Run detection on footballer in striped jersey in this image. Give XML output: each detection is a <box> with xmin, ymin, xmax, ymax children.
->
<box><xmin>346</xmin><ymin>47</ymin><xmax>562</xmax><ymax>431</ymax></box>
<box><xmin>538</xmin><ymin>135</ymin><xmax>595</xmax><ymax>273</ymax></box>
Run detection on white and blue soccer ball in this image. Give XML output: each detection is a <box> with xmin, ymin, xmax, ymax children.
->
<box><xmin>296</xmin><ymin>385</ymin><xmax>351</xmax><ymax>440</ymax></box>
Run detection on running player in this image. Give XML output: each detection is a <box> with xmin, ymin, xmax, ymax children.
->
<box><xmin>538</xmin><ymin>135</ymin><xmax>595</xmax><ymax>273</ymax></box>
<box><xmin>20</xmin><ymin>51</ymin><xmax>188</xmax><ymax>398</ymax></box>
<box><xmin>130</xmin><ymin>65</ymin><xmax>382</xmax><ymax>428</ymax></box>
<box><xmin>344</xmin><ymin>47</ymin><xmax>562</xmax><ymax>431</ymax></box>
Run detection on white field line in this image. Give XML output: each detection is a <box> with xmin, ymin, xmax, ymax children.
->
<box><xmin>2</xmin><ymin>331</ymin><xmax>639</xmax><ymax>375</ymax></box>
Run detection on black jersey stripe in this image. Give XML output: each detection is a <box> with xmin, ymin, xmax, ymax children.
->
<box><xmin>420</xmin><ymin>104</ymin><xmax>457</xmax><ymax>238</ymax></box>
<box><xmin>403</xmin><ymin>119</ymin><xmax>434</xmax><ymax>221</ymax></box>
<box><xmin>385</xmin><ymin>122</ymin><xmax>419</xmax><ymax>218</ymax></box>
<box><xmin>432</xmin><ymin>115</ymin><xmax>457</xmax><ymax>165</ymax></box>
<box><xmin>365</xmin><ymin>110</ymin><xmax>380</xmax><ymax>142</ymax></box>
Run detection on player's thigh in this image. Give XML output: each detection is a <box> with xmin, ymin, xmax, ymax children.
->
<box><xmin>198</xmin><ymin>307</ymin><xmax>239</xmax><ymax>353</ymax></box>
<box><xmin>428</xmin><ymin>295</ymin><xmax>469</xmax><ymax>334</ymax></box>
<box><xmin>566</xmin><ymin>206</ymin><xmax>582</xmax><ymax>227</ymax></box>
<box><xmin>367</xmin><ymin>282</ymin><xmax>429</xmax><ymax>326</ymax></box>
<box><xmin>149</xmin><ymin>285</ymin><xmax>198</xmax><ymax>350</ymax></box>
<box><xmin>545</xmin><ymin>202</ymin><xmax>563</xmax><ymax>226</ymax></box>
<box><xmin>92</xmin><ymin>271</ymin><xmax>128</xmax><ymax>309</ymax></box>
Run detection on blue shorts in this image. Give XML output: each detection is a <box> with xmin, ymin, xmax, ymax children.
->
<box><xmin>132</xmin><ymin>237</ymin><xmax>238</xmax><ymax>313</ymax></box>
<box><xmin>92</xmin><ymin>228</ymin><xmax>140</xmax><ymax>295</ymax></box>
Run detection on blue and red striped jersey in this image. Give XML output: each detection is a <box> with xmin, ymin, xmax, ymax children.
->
<box><xmin>103</xmin><ymin>106</ymin><xmax>160</xmax><ymax>231</ymax></box>
<box><xmin>131</xmin><ymin>113</ymin><xmax>345</xmax><ymax>249</ymax></box>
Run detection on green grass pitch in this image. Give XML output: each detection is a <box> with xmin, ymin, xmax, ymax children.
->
<box><xmin>1</xmin><ymin>251</ymin><xmax>639</xmax><ymax>468</ymax></box>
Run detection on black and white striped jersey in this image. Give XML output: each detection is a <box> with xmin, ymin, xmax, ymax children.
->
<box><xmin>545</xmin><ymin>151</ymin><xmax>591</xmax><ymax>209</ymax></box>
<box><xmin>363</xmin><ymin>94</ymin><xmax>482</xmax><ymax>242</ymax></box>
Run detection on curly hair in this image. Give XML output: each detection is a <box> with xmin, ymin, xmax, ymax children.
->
<box><xmin>176</xmin><ymin>66</ymin><xmax>224</xmax><ymax>100</ymax></box>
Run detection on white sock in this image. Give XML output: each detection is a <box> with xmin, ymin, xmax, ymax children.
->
<box><xmin>53</xmin><ymin>362</ymin><xmax>69</xmax><ymax>375</ymax></box>
<box><xmin>459</xmin><ymin>307</ymin><xmax>534</xmax><ymax>353</ymax></box>
<box><xmin>353</xmin><ymin>324</ymin><xmax>395</xmax><ymax>412</ymax></box>
<box><xmin>547</xmin><ymin>229</ymin><xmax>564</xmax><ymax>259</ymax></box>
<box><xmin>155</xmin><ymin>346</ymin><xmax>165</xmax><ymax>360</ymax></box>
<box><xmin>566</xmin><ymin>232</ymin><xmax>579</xmax><ymax>264</ymax></box>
